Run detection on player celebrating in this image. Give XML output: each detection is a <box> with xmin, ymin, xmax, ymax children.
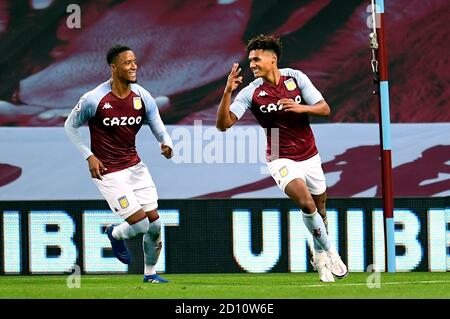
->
<box><xmin>64</xmin><ymin>45</ymin><xmax>172</xmax><ymax>283</ymax></box>
<box><xmin>216</xmin><ymin>35</ymin><xmax>348</xmax><ymax>282</ymax></box>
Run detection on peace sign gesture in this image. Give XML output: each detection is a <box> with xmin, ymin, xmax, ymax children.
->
<box><xmin>224</xmin><ymin>63</ymin><xmax>243</xmax><ymax>93</ymax></box>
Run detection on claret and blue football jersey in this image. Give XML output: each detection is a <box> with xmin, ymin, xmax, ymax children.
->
<box><xmin>230</xmin><ymin>68</ymin><xmax>324</xmax><ymax>162</ymax></box>
<box><xmin>65</xmin><ymin>80</ymin><xmax>172</xmax><ymax>174</ymax></box>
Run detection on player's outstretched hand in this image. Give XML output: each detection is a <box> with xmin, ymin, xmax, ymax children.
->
<box><xmin>87</xmin><ymin>155</ymin><xmax>107</xmax><ymax>180</ymax></box>
<box><xmin>225</xmin><ymin>63</ymin><xmax>243</xmax><ymax>93</ymax></box>
<box><xmin>161</xmin><ymin>144</ymin><xmax>173</xmax><ymax>159</ymax></box>
<box><xmin>278</xmin><ymin>98</ymin><xmax>307</xmax><ymax>113</ymax></box>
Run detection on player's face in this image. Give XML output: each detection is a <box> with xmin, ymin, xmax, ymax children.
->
<box><xmin>112</xmin><ymin>50</ymin><xmax>138</xmax><ymax>84</ymax></box>
<box><xmin>248</xmin><ymin>49</ymin><xmax>277</xmax><ymax>78</ymax></box>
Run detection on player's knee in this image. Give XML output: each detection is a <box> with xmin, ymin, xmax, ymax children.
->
<box><xmin>146</xmin><ymin>210</ymin><xmax>159</xmax><ymax>222</ymax></box>
<box><xmin>300</xmin><ymin>199</ymin><xmax>317</xmax><ymax>214</ymax></box>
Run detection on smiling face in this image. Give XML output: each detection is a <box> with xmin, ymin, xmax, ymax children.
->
<box><xmin>111</xmin><ymin>50</ymin><xmax>138</xmax><ymax>84</ymax></box>
<box><xmin>248</xmin><ymin>49</ymin><xmax>277</xmax><ymax>79</ymax></box>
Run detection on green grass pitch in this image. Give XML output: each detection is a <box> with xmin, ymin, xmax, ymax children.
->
<box><xmin>0</xmin><ymin>272</ymin><xmax>449</xmax><ymax>299</ymax></box>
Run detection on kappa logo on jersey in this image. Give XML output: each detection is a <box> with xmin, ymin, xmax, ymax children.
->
<box><xmin>103</xmin><ymin>116</ymin><xmax>142</xmax><ymax>126</ymax></box>
<box><xmin>258</xmin><ymin>90</ymin><xmax>268</xmax><ymax>97</ymax></box>
<box><xmin>102</xmin><ymin>102</ymin><xmax>113</xmax><ymax>110</ymax></box>
<box><xmin>133</xmin><ymin>97</ymin><xmax>142</xmax><ymax>110</ymax></box>
<box><xmin>118</xmin><ymin>196</ymin><xmax>129</xmax><ymax>209</ymax></box>
<box><xmin>284</xmin><ymin>78</ymin><xmax>297</xmax><ymax>91</ymax></box>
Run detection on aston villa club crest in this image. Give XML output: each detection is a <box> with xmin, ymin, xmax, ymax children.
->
<box><xmin>118</xmin><ymin>196</ymin><xmax>129</xmax><ymax>209</ymax></box>
<box><xmin>279</xmin><ymin>166</ymin><xmax>289</xmax><ymax>178</ymax></box>
<box><xmin>284</xmin><ymin>78</ymin><xmax>297</xmax><ymax>91</ymax></box>
<box><xmin>133</xmin><ymin>97</ymin><xmax>142</xmax><ymax>110</ymax></box>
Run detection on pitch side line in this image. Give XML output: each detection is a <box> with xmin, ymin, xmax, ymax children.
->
<box><xmin>298</xmin><ymin>280</ymin><xmax>450</xmax><ymax>288</ymax></box>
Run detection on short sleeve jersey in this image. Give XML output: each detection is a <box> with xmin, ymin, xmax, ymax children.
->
<box><xmin>230</xmin><ymin>68</ymin><xmax>324</xmax><ymax>162</ymax></box>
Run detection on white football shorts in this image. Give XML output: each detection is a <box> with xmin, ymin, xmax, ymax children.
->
<box><xmin>93</xmin><ymin>161</ymin><xmax>158</xmax><ymax>220</ymax></box>
<box><xmin>267</xmin><ymin>154</ymin><xmax>327</xmax><ymax>195</ymax></box>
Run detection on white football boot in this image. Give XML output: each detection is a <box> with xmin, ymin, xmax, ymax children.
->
<box><xmin>315</xmin><ymin>251</ymin><xmax>335</xmax><ymax>282</ymax></box>
<box><xmin>326</xmin><ymin>247</ymin><xmax>348</xmax><ymax>279</ymax></box>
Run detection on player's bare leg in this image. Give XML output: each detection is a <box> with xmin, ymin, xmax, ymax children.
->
<box><xmin>142</xmin><ymin>209</ymin><xmax>168</xmax><ymax>283</ymax></box>
<box><xmin>106</xmin><ymin>209</ymin><xmax>150</xmax><ymax>264</ymax></box>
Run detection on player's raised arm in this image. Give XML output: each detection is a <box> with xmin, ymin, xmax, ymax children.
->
<box><xmin>216</xmin><ymin>63</ymin><xmax>242</xmax><ymax>131</ymax></box>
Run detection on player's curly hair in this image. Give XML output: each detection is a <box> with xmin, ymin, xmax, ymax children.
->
<box><xmin>106</xmin><ymin>45</ymin><xmax>132</xmax><ymax>65</ymax></box>
<box><xmin>246</xmin><ymin>34</ymin><xmax>282</xmax><ymax>60</ymax></box>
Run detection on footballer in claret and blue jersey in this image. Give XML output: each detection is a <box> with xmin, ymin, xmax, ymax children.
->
<box><xmin>230</xmin><ymin>68</ymin><xmax>324</xmax><ymax>162</ymax></box>
<box><xmin>64</xmin><ymin>46</ymin><xmax>173</xmax><ymax>284</ymax></box>
<box><xmin>217</xmin><ymin>35</ymin><xmax>348</xmax><ymax>282</ymax></box>
<box><xmin>65</xmin><ymin>80</ymin><xmax>172</xmax><ymax>174</ymax></box>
